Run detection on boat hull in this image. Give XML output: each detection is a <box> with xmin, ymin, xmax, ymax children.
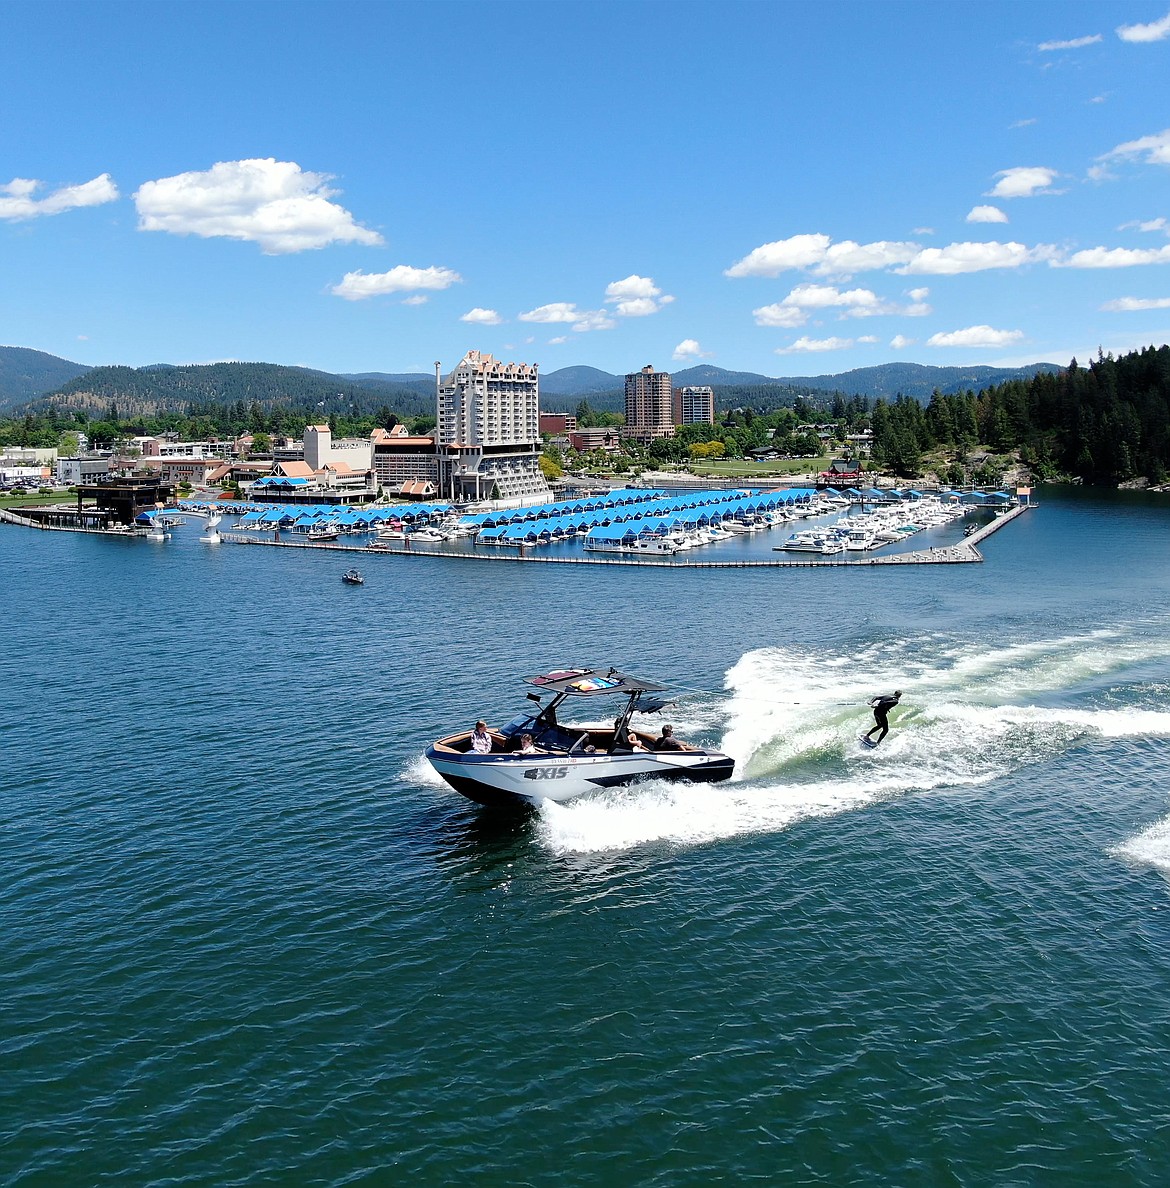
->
<box><xmin>425</xmin><ymin>746</ymin><xmax>734</xmax><ymax>808</ymax></box>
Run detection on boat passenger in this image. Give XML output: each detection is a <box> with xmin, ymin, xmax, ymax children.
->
<box><xmin>627</xmin><ymin>732</ymin><xmax>649</xmax><ymax>751</ymax></box>
<box><xmin>517</xmin><ymin>733</ymin><xmax>538</xmax><ymax>755</ymax></box>
<box><xmin>470</xmin><ymin>720</ymin><xmax>492</xmax><ymax>754</ymax></box>
<box><xmin>652</xmin><ymin>724</ymin><xmax>691</xmax><ymax>752</ymax></box>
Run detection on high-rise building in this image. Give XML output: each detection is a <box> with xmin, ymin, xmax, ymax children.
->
<box><xmin>624</xmin><ymin>365</ymin><xmax>675</xmax><ymax>442</ymax></box>
<box><xmin>436</xmin><ymin>350</ymin><xmax>549</xmax><ymax>503</ymax></box>
<box><xmin>673</xmin><ymin>385</ymin><xmax>716</xmax><ymax>425</ymax></box>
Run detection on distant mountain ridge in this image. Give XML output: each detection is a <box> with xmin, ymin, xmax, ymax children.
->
<box><xmin>1</xmin><ymin>344</ymin><xmax>1065</xmax><ymax>417</ymax></box>
<box><xmin>0</xmin><ymin>346</ymin><xmax>92</xmax><ymax>408</ymax></box>
<box><xmin>539</xmin><ymin>360</ymin><xmax>1063</xmax><ymax>401</ymax></box>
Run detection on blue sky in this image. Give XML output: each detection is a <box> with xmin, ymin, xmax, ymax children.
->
<box><xmin>3</xmin><ymin>0</ymin><xmax>1170</xmax><ymax>378</ymax></box>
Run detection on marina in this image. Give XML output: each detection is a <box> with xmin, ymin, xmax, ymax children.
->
<box><xmin>212</xmin><ymin>500</ymin><xmax>1030</xmax><ymax>566</ymax></box>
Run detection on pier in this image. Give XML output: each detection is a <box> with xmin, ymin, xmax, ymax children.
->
<box><xmin>217</xmin><ymin>504</ymin><xmax>1031</xmax><ymax>568</ymax></box>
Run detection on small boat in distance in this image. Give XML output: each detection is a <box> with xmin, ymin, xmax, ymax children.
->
<box><xmin>341</xmin><ymin>569</ymin><xmax>364</xmax><ymax>585</ymax></box>
<box><xmin>426</xmin><ymin>665</ymin><xmax>735</xmax><ymax>808</ymax></box>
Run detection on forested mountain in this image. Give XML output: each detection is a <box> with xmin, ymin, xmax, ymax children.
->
<box><xmin>0</xmin><ymin>346</ymin><xmax>91</xmax><ymax>410</ymax></box>
<box><xmin>540</xmin><ymin>361</ymin><xmax>1063</xmax><ymax>402</ymax></box>
<box><xmin>30</xmin><ymin>362</ymin><xmax>435</xmax><ymax>419</ymax></box>
<box><xmin>792</xmin><ymin>361</ymin><xmax>1062</xmax><ymax>401</ymax></box>
<box><xmin>870</xmin><ymin>346</ymin><xmax>1170</xmax><ymax>486</ymax></box>
<box><xmin>539</xmin><ymin>366</ymin><xmax>624</xmax><ymax>396</ymax></box>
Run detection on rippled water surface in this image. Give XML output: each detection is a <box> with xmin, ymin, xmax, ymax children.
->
<box><xmin>3</xmin><ymin>487</ymin><xmax>1170</xmax><ymax>1184</ymax></box>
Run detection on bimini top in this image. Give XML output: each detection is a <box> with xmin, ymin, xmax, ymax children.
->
<box><xmin>523</xmin><ymin>667</ymin><xmax>668</xmax><ymax>696</ymax></box>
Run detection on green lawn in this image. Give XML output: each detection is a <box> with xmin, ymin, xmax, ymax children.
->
<box><xmin>0</xmin><ymin>491</ymin><xmax>77</xmax><ymax>509</ymax></box>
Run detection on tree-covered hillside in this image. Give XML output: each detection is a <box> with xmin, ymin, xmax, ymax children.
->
<box><xmin>0</xmin><ymin>346</ymin><xmax>91</xmax><ymax>410</ymax></box>
<box><xmin>871</xmin><ymin>346</ymin><xmax>1170</xmax><ymax>486</ymax></box>
<box><xmin>34</xmin><ymin>361</ymin><xmax>434</xmax><ymax>419</ymax></box>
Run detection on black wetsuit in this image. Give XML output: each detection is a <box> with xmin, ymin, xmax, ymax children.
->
<box><xmin>866</xmin><ymin>695</ymin><xmax>900</xmax><ymax>743</ymax></box>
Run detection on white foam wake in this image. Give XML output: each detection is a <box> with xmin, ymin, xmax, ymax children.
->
<box><xmin>536</xmin><ymin>630</ymin><xmax>1170</xmax><ymax>854</ymax></box>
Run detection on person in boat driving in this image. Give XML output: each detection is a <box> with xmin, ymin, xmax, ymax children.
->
<box><xmin>864</xmin><ymin>690</ymin><xmax>902</xmax><ymax>745</ymax></box>
<box><xmin>652</xmin><ymin>724</ymin><xmax>692</xmax><ymax>751</ymax></box>
<box><xmin>517</xmin><ymin>733</ymin><xmax>538</xmax><ymax>755</ymax></box>
<box><xmin>470</xmin><ymin>720</ymin><xmax>492</xmax><ymax>753</ymax></box>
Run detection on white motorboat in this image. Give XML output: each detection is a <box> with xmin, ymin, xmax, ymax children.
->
<box><xmin>426</xmin><ymin>666</ymin><xmax>735</xmax><ymax>808</ymax></box>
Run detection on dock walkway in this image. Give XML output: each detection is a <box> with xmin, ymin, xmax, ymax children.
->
<box><xmin>218</xmin><ymin>503</ymin><xmax>1031</xmax><ymax>568</ymax></box>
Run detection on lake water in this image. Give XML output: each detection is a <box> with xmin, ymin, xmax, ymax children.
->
<box><xmin>3</xmin><ymin>486</ymin><xmax>1169</xmax><ymax>1184</ymax></box>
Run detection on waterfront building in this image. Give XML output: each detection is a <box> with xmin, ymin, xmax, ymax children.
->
<box><xmin>673</xmin><ymin>385</ymin><xmax>715</xmax><ymax>426</ymax></box>
<box><xmin>540</xmin><ymin>413</ymin><xmax>577</xmax><ymax>435</ymax></box>
<box><xmin>131</xmin><ymin>436</ymin><xmax>238</xmax><ymax>460</ymax></box>
<box><xmin>56</xmin><ymin>455</ymin><xmax>113</xmax><ymax>485</ymax></box>
<box><xmin>568</xmin><ymin>427</ymin><xmax>621</xmax><ymax>453</ymax></box>
<box><xmin>138</xmin><ymin>456</ymin><xmax>225</xmax><ymax>486</ymax></box>
<box><xmin>304</xmin><ymin>424</ymin><xmax>373</xmax><ymax>473</ymax></box>
<box><xmin>436</xmin><ymin>350</ymin><xmax>549</xmax><ymax>502</ymax></box>
<box><xmin>624</xmin><ymin>365</ymin><xmax>675</xmax><ymax>443</ymax></box>
<box><xmin>371</xmin><ymin>425</ymin><xmax>439</xmax><ymax>496</ymax></box>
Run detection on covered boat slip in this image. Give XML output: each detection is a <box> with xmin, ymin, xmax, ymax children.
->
<box><xmin>473</xmin><ymin>487</ymin><xmax>818</xmax><ymax>547</ymax></box>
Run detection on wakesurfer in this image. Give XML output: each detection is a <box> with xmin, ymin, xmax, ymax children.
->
<box><xmin>864</xmin><ymin>690</ymin><xmax>902</xmax><ymax>746</ymax></box>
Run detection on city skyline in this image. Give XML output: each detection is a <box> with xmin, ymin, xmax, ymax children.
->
<box><xmin>3</xmin><ymin>1</ymin><xmax>1170</xmax><ymax>377</ymax></box>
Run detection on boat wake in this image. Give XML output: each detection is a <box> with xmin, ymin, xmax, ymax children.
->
<box><xmin>537</xmin><ymin>629</ymin><xmax>1170</xmax><ymax>854</ymax></box>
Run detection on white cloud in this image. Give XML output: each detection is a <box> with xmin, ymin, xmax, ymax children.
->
<box><xmin>727</xmin><ymin>234</ymin><xmax>924</xmax><ymax>281</ymax></box>
<box><xmin>927</xmin><ymin>325</ymin><xmax>1025</xmax><ymax>348</ymax></box>
<box><xmin>1101</xmin><ymin>296</ymin><xmax>1170</xmax><ymax>310</ymax></box>
<box><xmin>402</xmin><ymin>295</ymin><xmax>428</xmax><ymax>306</ymax></box>
<box><xmin>900</xmin><ymin>240</ymin><xmax>1049</xmax><ymax>275</ymax></box>
<box><xmin>1059</xmin><ymin>244</ymin><xmax>1170</xmax><ymax>268</ymax></box>
<box><xmin>518</xmin><ymin>302</ymin><xmax>579</xmax><ymax>323</ymax></box>
<box><xmin>1010</xmin><ymin>118</ymin><xmax>1039</xmax><ymax>128</ymax></box>
<box><xmin>518</xmin><ymin>303</ymin><xmax>614</xmax><ymax>332</ymax></box>
<box><xmin>1098</xmin><ymin>128</ymin><xmax>1170</xmax><ymax>169</ymax></box>
<box><xmin>725</xmin><ymin>233</ymin><xmax>833</xmax><ymax>277</ymax></box>
<box><xmin>673</xmin><ymin>339</ymin><xmax>709</xmax><ymax>361</ymax></box>
<box><xmin>907</xmin><ymin>287</ymin><xmax>930</xmax><ymax>302</ymax></box>
<box><xmin>134</xmin><ymin>158</ymin><xmax>381</xmax><ymax>254</ymax></box>
<box><xmin>967</xmin><ymin>205</ymin><xmax>1009</xmax><ymax>224</ymax></box>
<box><xmin>797</xmin><ymin>283</ymin><xmax>878</xmax><ymax>309</ymax></box>
<box><xmin>548</xmin><ymin>336</ymin><xmax>568</xmax><ymax>345</ymax></box>
<box><xmin>986</xmin><ymin>166</ymin><xmax>1059</xmax><ymax>198</ymax></box>
<box><xmin>753</xmin><ymin>303</ymin><xmax>808</xmax><ymax>328</ymax></box>
<box><xmin>1119</xmin><ymin>217</ymin><xmax>1168</xmax><ymax>233</ymax></box>
<box><xmin>1038</xmin><ymin>33</ymin><xmax>1102</xmax><ymax>50</ymax></box>
<box><xmin>755</xmin><ymin>282</ymin><xmax>930</xmax><ymax>326</ymax></box>
<box><xmin>604</xmin><ymin>274</ymin><xmax>675</xmax><ymax>316</ymax></box>
<box><xmin>332</xmin><ymin>265</ymin><xmax>461</xmax><ymax>300</ymax></box>
<box><xmin>1117</xmin><ymin>10</ymin><xmax>1170</xmax><ymax>41</ymax></box>
<box><xmin>612</xmin><ymin>296</ymin><xmax>664</xmax><ymax>317</ymax></box>
<box><xmin>890</xmin><ymin>335</ymin><xmax>915</xmax><ymax>350</ymax></box>
<box><xmin>0</xmin><ymin>173</ymin><xmax>119</xmax><ymax>221</ymax></box>
<box><xmin>775</xmin><ymin>336</ymin><xmax>856</xmax><ymax>355</ymax></box>
<box><xmin>813</xmin><ymin>240</ymin><xmax>919</xmax><ymax>276</ymax></box>
<box><xmin>460</xmin><ymin>307</ymin><xmax>503</xmax><ymax>325</ymax></box>
<box><xmin>571</xmin><ymin>310</ymin><xmax>617</xmax><ymax>332</ymax></box>
<box><xmin>604</xmin><ymin>274</ymin><xmax>658</xmax><ymax>300</ymax></box>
